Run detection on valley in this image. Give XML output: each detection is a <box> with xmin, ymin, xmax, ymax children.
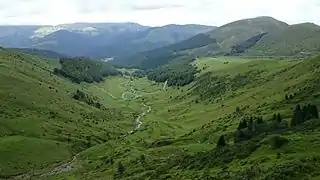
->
<box><xmin>1</xmin><ymin>47</ymin><xmax>319</xmax><ymax>179</ymax></box>
<box><xmin>0</xmin><ymin>15</ymin><xmax>320</xmax><ymax>180</ymax></box>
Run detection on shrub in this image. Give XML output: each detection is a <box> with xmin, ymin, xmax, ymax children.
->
<box><xmin>269</xmin><ymin>135</ymin><xmax>288</xmax><ymax>149</ymax></box>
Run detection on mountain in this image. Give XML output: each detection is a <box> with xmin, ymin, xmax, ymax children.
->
<box><xmin>113</xmin><ymin>33</ymin><xmax>217</xmax><ymax>69</ymax></box>
<box><xmin>114</xmin><ymin>16</ymin><xmax>289</xmax><ymax>69</ymax></box>
<box><xmin>89</xmin><ymin>24</ymin><xmax>214</xmax><ymax>59</ymax></box>
<box><xmin>11</xmin><ymin>48</ymin><xmax>66</xmax><ymax>59</ymax></box>
<box><xmin>245</xmin><ymin>23</ymin><xmax>320</xmax><ymax>56</ymax></box>
<box><xmin>0</xmin><ymin>23</ymin><xmax>215</xmax><ymax>58</ymax></box>
<box><xmin>202</xmin><ymin>16</ymin><xmax>288</xmax><ymax>54</ymax></box>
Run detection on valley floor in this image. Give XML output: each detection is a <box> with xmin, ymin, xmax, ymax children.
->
<box><xmin>1</xmin><ymin>53</ymin><xmax>320</xmax><ymax>179</ymax></box>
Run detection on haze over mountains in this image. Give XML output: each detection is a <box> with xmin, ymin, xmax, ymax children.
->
<box><xmin>0</xmin><ymin>22</ymin><xmax>214</xmax><ymax>58</ymax></box>
<box><xmin>1</xmin><ymin>16</ymin><xmax>319</xmax><ymax>69</ymax></box>
<box><xmin>113</xmin><ymin>16</ymin><xmax>320</xmax><ymax>69</ymax></box>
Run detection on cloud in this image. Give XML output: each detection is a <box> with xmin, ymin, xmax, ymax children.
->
<box><xmin>131</xmin><ymin>4</ymin><xmax>184</xmax><ymax>11</ymax></box>
<box><xmin>0</xmin><ymin>0</ymin><xmax>319</xmax><ymax>26</ymax></box>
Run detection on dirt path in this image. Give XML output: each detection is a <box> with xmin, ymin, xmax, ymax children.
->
<box><xmin>10</xmin><ymin>78</ymin><xmax>159</xmax><ymax>179</ymax></box>
<box><xmin>11</xmin><ymin>156</ymin><xmax>78</xmax><ymax>180</ymax></box>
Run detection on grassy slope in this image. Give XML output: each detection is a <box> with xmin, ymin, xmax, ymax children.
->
<box><xmin>0</xmin><ymin>49</ymin><xmax>133</xmax><ymax>176</ymax></box>
<box><xmin>246</xmin><ymin>23</ymin><xmax>320</xmax><ymax>56</ymax></box>
<box><xmin>1</xmin><ymin>50</ymin><xmax>319</xmax><ymax>179</ymax></box>
<box><xmin>44</xmin><ymin>56</ymin><xmax>320</xmax><ymax>179</ymax></box>
<box><xmin>188</xmin><ymin>16</ymin><xmax>288</xmax><ymax>56</ymax></box>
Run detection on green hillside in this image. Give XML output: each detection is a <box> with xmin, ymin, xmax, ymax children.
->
<box><xmin>115</xmin><ymin>16</ymin><xmax>288</xmax><ymax>69</ymax></box>
<box><xmin>1</xmin><ymin>31</ymin><xmax>320</xmax><ymax>180</ymax></box>
<box><xmin>203</xmin><ymin>16</ymin><xmax>288</xmax><ymax>53</ymax></box>
<box><xmin>246</xmin><ymin>23</ymin><xmax>320</xmax><ymax>57</ymax></box>
<box><xmin>25</xmin><ymin>56</ymin><xmax>318</xmax><ymax>180</ymax></box>
<box><xmin>0</xmin><ymin>49</ymin><xmax>134</xmax><ymax>177</ymax></box>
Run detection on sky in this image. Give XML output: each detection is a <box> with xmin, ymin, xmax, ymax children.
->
<box><xmin>0</xmin><ymin>0</ymin><xmax>319</xmax><ymax>26</ymax></box>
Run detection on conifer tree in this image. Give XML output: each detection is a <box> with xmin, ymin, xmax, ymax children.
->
<box><xmin>248</xmin><ymin>118</ymin><xmax>253</xmax><ymax>132</ymax></box>
<box><xmin>311</xmin><ymin>105</ymin><xmax>319</xmax><ymax>119</ymax></box>
<box><xmin>117</xmin><ymin>162</ymin><xmax>125</xmax><ymax>174</ymax></box>
<box><xmin>217</xmin><ymin>135</ymin><xmax>226</xmax><ymax>147</ymax></box>
<box><xmin>276</xmin><ymin>113</ymin><xmax>282</xmax><ymax>124</ymax></box>
<box><xmin>291</xmin><ymin>104</ymin><xmax>302</xmax><ymax>126</ymax></box>
<box><xmin>257</xmin><ymin>117</ymin><xmax>263</xmax><ymax>124</ymax></box>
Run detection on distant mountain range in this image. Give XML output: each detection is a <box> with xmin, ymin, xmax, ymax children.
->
<box><xmin>1</xmin><ymin>17</ymin><xmax>320</xmax><ymax>70</ymax></box>
<box><xmin>0</xmin><ymin>23</ymin><xmax>215</xmax><ymax>58</ymax></box>
<box><xmin>114</xmin><ymin>16</ymin><xmax>320</xmax><ymax>69</ymax></box>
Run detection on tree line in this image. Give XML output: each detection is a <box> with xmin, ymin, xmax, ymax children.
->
<box><xmin>146</xmin><ymin>61</ymin><xmax>198</xmax><ymax>86</ymax></box>
<box><xmin>54</xmin><ymin>57</ymin><xmax>121</xmax><ymax>83</ymax></box>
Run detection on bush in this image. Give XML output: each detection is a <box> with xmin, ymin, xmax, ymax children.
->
<box><xmin>269</xmin><ymin>135</ymin><xmax>288</xmax><ymax>149</ymax></box>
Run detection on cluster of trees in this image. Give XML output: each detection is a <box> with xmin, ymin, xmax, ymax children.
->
<box><xmin>54</xmin><ymin>57</ymin><xmax>121</xmax><ymax>83</ymax></box>
<box><xmin>217</xmin><ymin>104</ymin><xmax>319</xmax><ymax>147</ymax></box>
<box><xmin>290</xmin><ymin>104</ymin><xmax>319</xmax><ymax>127</ymax></box>
<box><xmin>147</xmin><ymin>61</ymin><xmax>197</xmax><ymax>86</ymax></box>
<box><xmin>230</xmin><ymin>32</ymin><xmax>268</xmax><ymax>54</ymax></box>
<box><xmin>116</xmin><ymin>34</ymin><xmax>215</xmax><ymax>69</ymax></box>
<box><xmin>131</xmin><ymin>70</ymin><xmax>147</xmax><ymax>78</ymax></box>
<box><xmin>73</xmin><ymin>89</ymin><xmax>105</xmax><ymax>110</ymax></box>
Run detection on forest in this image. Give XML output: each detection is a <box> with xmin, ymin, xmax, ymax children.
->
<box><xmin>146</xmin><ymin>61</ymin><xmax>198</xmax><ymax>86</ymax></box>
<box><xmin>54</xmin><ymin>57</ymin><xmax>121</xmax><ymax>83</ymax></box>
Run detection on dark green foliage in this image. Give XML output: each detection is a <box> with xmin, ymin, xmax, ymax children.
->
<box><xmin>147</xmin><ymin>61</ymin><xmax>197</xmax><ymax>86</ymax></box>
<box><xmin>256</xmin><ymin>117</ymin><xmax>263</xmax><ymax>124</ymax></box>
<box><xmin>248</xmin><ymin>118</ymin><xmax>254</xmax><ymax>132</ymax></box>
<box><xmin>72</xmin><ymin>90</ymin><xmax>105</xmax><ymax>110</ymax></box>
<box><xmin>230</xmin><ymin>32</ymin><xmax>268</xmax><ymax>54</ymax></box>
<box><xmin>238</xmin><ymin>119</ymin><xmax>248</xmax><ymax>130</ymax></box>
<box><xmin>11</xmin><ymin>48</ymin><xmax>66</xmax><ymax>59</ymax></box>
<box><xmin>181</xmin><ymin>138</ymin><xmax>261</xmax><ymax>170</ymax></box>
<box><xmin>117</xmin><ymin>162</ymin><xmax>125</xmax><ymax>174</ymax></box>
<box><xmin>268</xmin><ymin>135</ymin><xmax>288</xmax><ymax>149</ymax></box>
<box><xmin>131</xmin><ymin>70</ymin><xmax>147</xmax><ymax>78</ymax></box>
<box><xmin>311</xmin><ymin>105</ymin><xmax>319</xmax><ymax>119</ymax></box>
<box><xmin>291</xmin><ymin>104</ymin><xmax>302</xmax><ymax>127</ymax></box>
<box><xmin>53</xmin><ymin>57</ymin><xmax>120</xmax><ymax>83</ymax></box>
<box><xmin>234</xmin><ymin>130</ymin><xmax>252</xmax><ymax>142</ymax></box>
<box><xmin>151</xmin><ymin>138</ymin><xmax>174</xmax><ymax>147</ymax></box>
<box><xmin>140</xmin><ymin>154</ymin><xmax>146</xmax><ymax>163</ymax></box>
<box><xmin>216</xmin><ymin>135</ymin><xmax>226</xmax><ymax>147</ymax></box>
<box><xmin>276</xmin><ymin>114</ymin><xmax>282</xmax><ymax>123</ymax></box>
<box><xmin>115</xmin><ymin>34</ymin><xmax>216</xmax><ymax>69</ymax></box>
<box><xmin>273</xmin><ymin>113</ymin><xmax>282</xmax><ymax>128</ymax></box>
<box><xmin>285</xmin><ymin>94</ymin><xmax>289</xmax><ymax>100</ymax></box>
<box><xmin>291</xmin><ymin>104</ymin><xmax>318</xmax><ymax>127</ymax></box>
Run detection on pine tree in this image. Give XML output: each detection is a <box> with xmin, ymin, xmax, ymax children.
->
<box><xmin>117</xmin><ymin>162</ymin><xmax>125</xmax><ymax>174</ymax></box>
<box><xmin>257</xmin><ymin>117</ymin><xmax>263</xmax><ymax>124</ymax></box>
<box><xmin>291</xmin><ymin>104</ymin><xmax>302</xmax><ymax>126</ymax></box>
<box><xmin>237</xmin><ymin>119</ymin><xmax>248</xmax><ymax>130</ymax></box>
<box><xmin>285</xmin><ymin>94</ymin><xmax>289</xmax><ymax>100</ymax></box>
<box><xmin>311</xmin><ymin>105</ymin><xmax>319</xmax><ymax>119</ymax></box>
<box><xmin>273</xmin><ymin>114</ymin><xmax>277</xmax><ymax>121</ymax></box>
<box><xmin>248</xmin><ymin>118</ymin><xmax>253</xmax><ymax>132</ymax></box>
<box><xmin>217</xmin><ymin>135</ymin><xmax>226</xmax><ymax>147</ymax></box>
<box><xmin>276</xmin><ymin>113</ymin><xmax>282</xmax><ymax>124</ymax></box>
<box><xmin>302</xmin><ymin>105</ymin><xmax>307</xmax><ymax>121</ymax></box>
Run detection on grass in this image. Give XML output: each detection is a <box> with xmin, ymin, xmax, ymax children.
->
<box><xmin>0</xmin><ymin>136</ymin><xmax>71</xmax><ymax>176</ymax></box>
<box><xmin>0</xmin><ymin>49</ymin><xmax>133</xmax><ymax>177</ymax></box>
<box><xmin>1</xmin><ymin>49</ymin><xmax>320</xmax><ymax>179</ymax></box>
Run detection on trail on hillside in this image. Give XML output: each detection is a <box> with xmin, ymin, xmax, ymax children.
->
<box><xmin>10</xmin><ymin>78</ymin><xmax>160</xmax><ymax>179</ymax></box>
<box><xmin>12</xmin><ymin>156</ymin><xmax>78</xmax><ymax>180</ymax></box>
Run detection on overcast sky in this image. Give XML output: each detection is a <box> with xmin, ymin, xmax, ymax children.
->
<box><xmin>0</xmin><ymin>0</ymin><xmax>319</xmax><ymax>26</ymax></box>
